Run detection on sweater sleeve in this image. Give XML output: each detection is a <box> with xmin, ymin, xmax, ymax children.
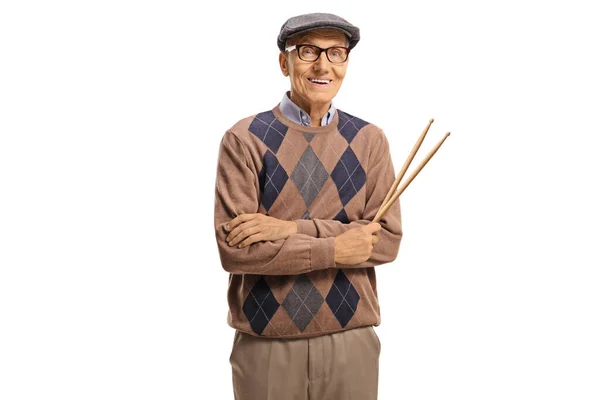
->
<box><xmin>294</xmin><ymin>129</ymin><xmax>403</xmax><ymax>268</ymax></box>
<box><xmin>214</xmin><ymin>130</ymin><xmax>336</xmax><ymax>275</ymax></box>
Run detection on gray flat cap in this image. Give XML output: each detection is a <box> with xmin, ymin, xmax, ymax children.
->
<box><xmin>277</xmin><ymin>12</ymin><xmax>360</xmax><ymax>52</ymax></box>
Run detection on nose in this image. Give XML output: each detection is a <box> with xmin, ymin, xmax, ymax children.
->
<box><xmin>313</xmin><ymin>51</ymin><xmax>330</xmax><ymax>71</ymax></box>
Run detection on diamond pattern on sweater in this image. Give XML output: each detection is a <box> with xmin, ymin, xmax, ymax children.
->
<box><xmin>303</xmin><ymin>133</ymin><xmax>315</xmax><ymax>143</ymax></box>
<box><xmin>282</xmin><ymin>274</ymin><xmax>324</xmax><ymax>332</ymax></box>
<box><xmin>249</xmin><ymin>111</ymin><xmax>288</xmax><ymax>154</ymax></box>
<box><xmin>326</xmin><ymin>269</ymin><xmax>360</xmax><ymax>328</ymax></box>
<box><xmin>337</xmin><ymin>110</ymin><xmax>369</xmax><ymax>144</ymax></box>
<box><xmin>333</xmin><ymin>208</ymin><xmax>350</xmax><ymax>223</ymax></box>
<box><xmin>243</xmin><ymin>277</ymin><xmax>280</xmax><ymax>335</ymax></box>
<box><xmin>258</xmin><ymin>150</ymin><xmax>288</xmax><ymax>212</ymax></box>
<box><xmin>330</xmin><ymin>146</ymin><xmax>366</xmax><ymax>206</ymax></box>
<box><xmin>291</xmin><ymin>145</ymin><xmax>329</xmax><ymax>208</ymax></box>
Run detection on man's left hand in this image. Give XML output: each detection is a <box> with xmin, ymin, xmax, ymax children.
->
<box><xmin>225</xmin><ymin>213</ymin><xmax>297</xmax><ymax>248</ymax></box>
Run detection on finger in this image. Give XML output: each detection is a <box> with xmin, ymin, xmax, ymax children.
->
<box><xmin>227</xmin><ymin>219</ymin><xmax>260</xmax><ymax>242</ymax></box>
<box><xmin>363</xmin><ymin>222</ymin><xmax>381</xmax><ymax>234</ymax></box>
<box><xmin>227</xmin><ymin>213</ymin><xmax>258</xmax><ymax>231</ymax></box>
<box><xmin>239</xmin><ymin>233</ymin><xmax>264</xmax><ymax>248</ymax></box>
<box><xmin>229</xmin><ymin>223</ymin><xmax>261</xmax><ymax>246</ymax></box>
<box><xmin>226</xmin><ymin>215</ymin><xmax>244</xmax><ymax>230</ymax></box>
<box><xmin>230</xmin><ymin>227</ymin><xmax>260</xmax><ymax>246</ymax></box>
<box><xmin>371</xmin><ymin>235</ymin><xmax>379</xmax><ymax>244</ymax></box>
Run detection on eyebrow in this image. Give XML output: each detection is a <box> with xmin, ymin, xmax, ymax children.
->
<box><xmin>297</xmin><ymin>39</ymin><xmax>348</xmax><ymax>47</ymax></box>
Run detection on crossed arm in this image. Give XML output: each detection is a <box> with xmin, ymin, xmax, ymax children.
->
<box><xmin>224</xmin><ymin>213</ymin><xmax>381</xmax><ymax>265</ymax></box>
<box><xmin>214</xmin><ymin>130</ymin><xmax>402</xmax><ymax>275</ymax></box>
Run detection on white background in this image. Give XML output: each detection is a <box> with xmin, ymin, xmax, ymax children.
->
<box><xmin>1</xmin><ymin>0</ymin><xmax>599</xmax><ymax>399</ymax></box>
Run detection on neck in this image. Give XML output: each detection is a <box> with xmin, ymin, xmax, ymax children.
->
<box><xmin>290</xmin><ymin>91</ymin><xmax>330</xmax><ymax>127</ymax></box>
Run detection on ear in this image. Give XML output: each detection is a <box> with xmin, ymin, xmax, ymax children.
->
<box><xmin>279</xmin><ymin>52</ymin><xmax>289</xmax><ymax>77</ymax></box>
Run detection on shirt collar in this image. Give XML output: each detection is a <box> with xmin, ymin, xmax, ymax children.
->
<box><xmin>280</xmin><ymin>91</ymin><xmax>336</xmax><ymax>126</ymax></box>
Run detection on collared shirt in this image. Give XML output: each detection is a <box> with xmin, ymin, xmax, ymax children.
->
<box><xmin>280</xmin><ymin>91</ymin><xmax>336</xmax><ymax>126</ymax></box>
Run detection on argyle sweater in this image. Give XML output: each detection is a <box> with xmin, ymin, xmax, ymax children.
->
<box><xmin>214</xmin><ymin>104</ymin><xmax>403</xmax><ymax>339</ymax></box>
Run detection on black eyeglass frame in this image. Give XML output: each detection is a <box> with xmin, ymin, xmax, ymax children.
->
<box><xmin>285</xmin><ymin>44</ymin><xmax>351</xmax><ymax>64</ymax></box>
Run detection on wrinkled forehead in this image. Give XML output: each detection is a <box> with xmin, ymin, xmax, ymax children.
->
<box><xmin>287</xmin><ymin>29</ymin><xmax>349</xmax><ymax>47</ymax></box>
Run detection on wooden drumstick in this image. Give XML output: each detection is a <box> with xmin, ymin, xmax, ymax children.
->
<box><xmin>375</xmin><ymin>118</ymin><xmax>434</xmax><ymax>222</ymax></box>
<box><xmin>373</xmin><ymin>132</ymin><xmax>451</xmax><ymax>223</ymax></box>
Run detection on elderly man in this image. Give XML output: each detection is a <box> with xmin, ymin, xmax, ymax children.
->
<box><xmin>213</xmin><ymin>12</ymin><xmax>402</xmax><ymax>400</ymax></box>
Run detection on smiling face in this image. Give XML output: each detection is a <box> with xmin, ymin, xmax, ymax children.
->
<box><xmin>279</xmin><ymin>29</ymin><xmax>350</xmax><ymax>116</ymax></box>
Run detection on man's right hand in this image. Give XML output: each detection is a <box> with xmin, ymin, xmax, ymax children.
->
<box><xmin>334</xmin><ymin>223</ymin><xmax>381</xmax><ymax>265</ymax></box>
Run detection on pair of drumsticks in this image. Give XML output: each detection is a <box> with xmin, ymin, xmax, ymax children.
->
<box><xmin>373</xmin><ymin>119</ymin><xmax>451</xmax><ymax>223</ymax></box>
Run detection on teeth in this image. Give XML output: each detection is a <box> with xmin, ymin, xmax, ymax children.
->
<box><xmin>309</xmin><ymin>78</ymin><xmax>331</xmax><ymax>83</ymax></box>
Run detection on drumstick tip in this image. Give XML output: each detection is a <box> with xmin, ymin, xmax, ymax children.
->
<box><xmin>429</xmin><ymin>118</ymin><xmax>434</xmax><ymax>123</ymax></box>
<box><xmin>446</xmin><ymin>132</ymin><xmax>451</xmax><ymax>137</ymax></box>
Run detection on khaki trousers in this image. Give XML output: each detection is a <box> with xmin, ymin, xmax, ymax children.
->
<box><xmin>229</xmin><ymin>326</ymin><xmax>381</xmax><ymax>400</ymax></box>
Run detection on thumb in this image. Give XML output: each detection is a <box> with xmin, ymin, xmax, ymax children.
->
<box><xmin>363</xmin><ymin>222</ymin><xmax>381</xmax><ymax>234</ymax></box>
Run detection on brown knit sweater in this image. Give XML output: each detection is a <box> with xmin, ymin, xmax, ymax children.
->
<box><xmin>213</xmin><ymin>104</ymin><xmax>402</xmax><ymax>339</ymax></box>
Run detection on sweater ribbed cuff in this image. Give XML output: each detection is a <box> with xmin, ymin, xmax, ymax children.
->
<box><xmin>295</xmin><ymin>219</ymin><xmax>318</xmax><ymax>236</ymax></box>
<box><xmin>310</xmin><ymin>236</ymin><xmax>336</xmax><ymax>271</ymax></box>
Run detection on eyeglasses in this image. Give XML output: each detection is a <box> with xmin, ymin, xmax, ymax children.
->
<box><xmin>285</xmin><ymin>44</ymin><xmax>350</xmax><ymax>64</ymax></box>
